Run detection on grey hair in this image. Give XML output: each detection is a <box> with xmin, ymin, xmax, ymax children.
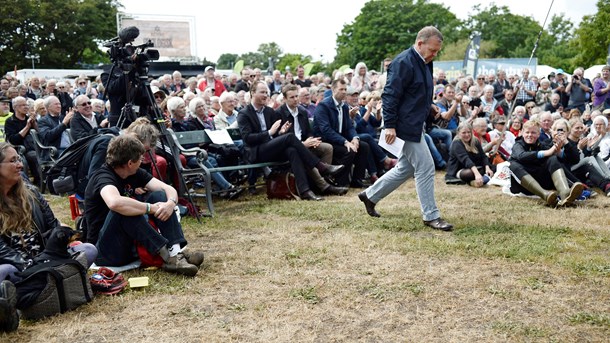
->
<box><xmin>43</xmin><ymin>95</ymin><xmax>59</xmax><ymax>109</ymax></box>
<box><xmin>416</xmin><ymin>26</ymin><xmax>443</xmax><ymax>43</ymax></box>
<box><xmin>166</xmin><ymin>96</ymin><xmax>185</xmax><ymax>115</ymax></box>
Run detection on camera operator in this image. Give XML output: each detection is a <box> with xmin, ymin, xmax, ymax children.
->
<box><xmin>566</xmin><ymin>67</ymin><xmax>592</xmax><ymax>113</ymax></box>
<box><xmin>101</xmin><ymin>65</ymin><xmax>152</xmax><ymax>128</ymax></box>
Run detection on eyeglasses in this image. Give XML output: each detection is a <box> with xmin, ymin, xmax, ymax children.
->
<box><xmin>79</xmin><ymin>82</ymin><xmax>87</xmax><ymax>85</ymax></box>
<box><xmin>154</xmin><ymin>95</ymin><xmax>163</xmax><ymax>99</ymax></box>
<box><xmin>497</xmin><ymin>122</ymin><xmax>506</xmax><ymax>125</ymax></box>
<box><xmin>477</xmin><ymin>78</ymin><xmax>485</xmax><ymax>80</ymax></box>
<box><xmin>249</xmin><ymin>75</ymin><xmax>256</xmax><ymax>78</ymax></box>
<box><xmin>526</xmin><ymin>106</ymin><xmax>534</xmax><ymax>109</ymax></box>
<box><xmin>1</xmin><ymin>156</ymin><xmax>23</xmax><ymax>165</ymax></box>
<box><xmin>79</xmin><ymin>101</ymin><xmax>91</xmax><ymax>107</ymax></box>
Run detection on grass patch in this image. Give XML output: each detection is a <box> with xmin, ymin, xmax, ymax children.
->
<box><xmin>569</xmin><ymin>312</ymin><xmax>610</xmax><ymax>328</ymax></box>
<box><xmin>290</xmin><ymin>286</ymin><xmax>320</xmax><ymax>304</ymax></box>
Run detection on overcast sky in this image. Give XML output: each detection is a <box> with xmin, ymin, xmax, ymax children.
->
<box><xmin>120</xmin><ymin>0</ymin><xmax>597</xmax><ymax>63</ymax></box>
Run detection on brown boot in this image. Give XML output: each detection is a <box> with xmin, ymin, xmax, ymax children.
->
<box><xmin>181</xmin><ymin>250</ymin><xmax>204</xmax><ymax>267</ymax></box>
<box><xmin>520</xmin><ymin>175</ymin><xmax>558</xmax><ymax>206</ymax></box>
<box><xmin>162</xmin><ymin>254</ymin><xmax>199</xmax><ymax>276</ymax></box>
<box><xmin>551</xmin><ymin>169</ymin><xmax>584</xmax><ymax>206</ymax></box>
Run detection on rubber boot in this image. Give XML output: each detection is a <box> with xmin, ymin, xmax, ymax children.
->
<box><xmin>0</xmin><ymin>280</ymin><xmax>19</xmax><ymax>332</ymax></box>
<box><xmin>520</xmin><ymin>175</ymin><xmax>558</xmax><ymax>206</ymax></box>
<box><xmin>551</xmin><ymin>169</ymin><xmax>584</xmax><ymax>206</ymax></box>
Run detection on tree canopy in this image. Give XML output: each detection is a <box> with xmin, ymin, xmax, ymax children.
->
<box><xmin>572</xmin><ymin>0</ymin><xmax>610</xmax><ymax>68</ymax></box>
<box><xmin>333</xmin><ymin>0</ymin><xmax>463</xmax><ymax>71</ymax></box>
<box><xmin>0</xmin><ymin>0</ymin><xmax>119</xmax><ymax>74</ymax></box>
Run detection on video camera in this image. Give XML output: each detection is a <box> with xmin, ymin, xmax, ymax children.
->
<box><xmin>103</xmin><ymin>26</ymin><xmax>159</xmax><ymax>77</ymax></box>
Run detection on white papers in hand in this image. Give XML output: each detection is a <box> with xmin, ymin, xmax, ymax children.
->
<box><xmin>379</xmin><ymin>129</ymin><xmax>404</xmax><ymax>158</ymax></box>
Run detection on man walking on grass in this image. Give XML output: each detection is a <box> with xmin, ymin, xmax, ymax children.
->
<box><xmin>358</xmin><ymin>26</ymin><xmax>453</xmax><ymax>231</ymax></box>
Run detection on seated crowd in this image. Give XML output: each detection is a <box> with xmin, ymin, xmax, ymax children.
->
<box><xmin>1</xmin><ymin>62</ymin><xmax>610</xmax><ymax>331</ymax></box>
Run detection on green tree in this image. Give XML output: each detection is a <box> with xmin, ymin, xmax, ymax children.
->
<box><xmin>572</xmin><ymin>0</ymin><xmax>610</xmax><ymax>68</ymax></box>
<box><xmin>333</xmin><ymin>0</ymin><xmax>463</xmax><ymax>71</ymax></box>
<box><xmin>277</xmin><ymin>53</ymin><xmax>311</xmax><ymax>74</ymax></box>
<box><xmin>216</xmin><ymin>53</ymin><xmax>239</xmax><ymax>69</ymax></box>
<box><xmin>439</xmin><ymin>38</ymin><xmax>496</xmax><ymax>61</ymax></box>
<box><xmin>464</xmin><ymin>4</ymin><xmax>541</xmax><ymax>58</ymax></box>
<box><xmin>0</xmin><ymin>0</ymin><xmax>119</xmax><ymax>74</ymax></box>
<box><xmin>533</xmin><ymin>14</ymin><xmax>578</xmax><ymax>71</ymax></box>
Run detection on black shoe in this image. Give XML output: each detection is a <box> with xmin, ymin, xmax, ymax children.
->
<box><xmin>423</xmin><ymin>218</ymin><xmax>453</xmax><ymax>231</ymax></box>
<box><xmin>0</xmin><ymin>280</ymin><xmax>19</xmax><ymax>332</ymax></box>
<box><xmin>358</xmin><ymin>191</ymin><xmax>380</xmax><ymax>217</ymax></box>
<box><xmin>322</xmin><ymin>185</ymin><xmax>349</xmax><ymax>196</ymax></box>
<box><xmin>350</xmin><ymin>179</ymin><xmax>366</xmax><ymax>188</ymax></box>
<box><xmin>226</xmin><ymin>185</ymin><xmax>245</xmax><ymax>200</ymax></box>
<box><xmin>301</xmin><ymin>190</ymin><xmax>323</xmax><ymax>201</ymax></box>
<box><xmin>319</xmin><ymin>163</ymin><xmax>344</xmax><ymax>177</ymax></box>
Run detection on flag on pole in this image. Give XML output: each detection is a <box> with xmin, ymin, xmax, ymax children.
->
<box><xmin>14</xmin><ymin>65</ymin><xmax>17</xmax><ymax>77</ymax></box>
<box><xmin>463</xmin><ymin>33</ymin><xmax>481</xmax><ymax>78</ymax></box>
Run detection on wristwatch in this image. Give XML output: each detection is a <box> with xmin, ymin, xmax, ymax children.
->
<box><xmin>169</xmin><ymin>197</ymin><xmax>178</xmax><ymax>205</ymax></box>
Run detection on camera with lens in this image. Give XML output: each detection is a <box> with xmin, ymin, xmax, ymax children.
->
<box><xmin>103</xmin><ymin>26</ymin><xmax>159</xmax><ymax>78</ymax></box>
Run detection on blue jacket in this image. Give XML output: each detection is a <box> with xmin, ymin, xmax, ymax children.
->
<box><xmin>382</xmin><ymin>46</ymin><xmax>434</xmax><ymax>142</ymax></box>
<box><xmin>312</xmin><ymin>96</ymin><xmax>357</xmax><ymax>145</ymax></box>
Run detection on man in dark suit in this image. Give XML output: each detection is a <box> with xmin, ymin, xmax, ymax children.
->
<box><xmin>237</xmin><ymin>81</ymin><xmax>343</xmax><ymax>201</ymax></box>
<box><xmin>38</xmin><ymin>96</ymin><xmax>73</xmax><ymax>159</ymax></box>
<box><xmin>70</xmin><ymin>95</ymin><xmax>108</xmax><ymax>141</ymax></box>
<box><xmin>313</xmin><ymin>79</ymin><xmax>370</xmax><ymax>188</ymax></box>
<box><xmin>276</xmin><ymin>84</ymin><xmax>348</xmax><ymax>196</ymax></box>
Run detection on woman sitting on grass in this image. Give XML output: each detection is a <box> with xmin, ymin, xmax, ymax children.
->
<box><xmin>565</xmin><ymin>117</ymin><xmax>610</xmax><ymax>197</ymax></box>
<box><xmin>445</xmin><ymin>122</ymin><xmax>495</xmax><ymax>187</ymax></box>
<box><xmin>0</xmin><ymin>142</ymin><xmax>97</xmax><ymax>332</ymax></box>
<box><xmin>508</xmin><ymin>120</ymin><xmax>583</xmax><ymax>207</ymax></box>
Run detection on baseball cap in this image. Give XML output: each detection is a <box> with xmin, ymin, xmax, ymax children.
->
<box><xmin>556</xmin><ymin>69</ymin><xmax>564</xmax><ymax>75</ymax></box>
<box><xmin>344</xmin><ymin>68</ymin><xmax>353</xmax><ymax>75</ymax></box>
<box><xmin>204</xmin><ymin>66</ymin><xmax>215</xmax><ymax>72</ymax></box>
<box><xmin>347</xmin><ymin>86</ymin><xmax>359</xmax><ymax>95</ymax></box>
<box><xmin>0</xmin><ymin>95</ymin><xmax>10</xmax><ymax>103</ymax></box>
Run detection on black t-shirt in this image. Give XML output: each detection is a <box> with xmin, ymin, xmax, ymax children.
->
<box><xmin>84</xmin><ymin>164</ymin><xmax>153</xmax><ymax>244</ymax></box>
<box><xmin>295</xmin><ymin>78</ymin><xmax>312</xmax><ymax>88</ymax></box>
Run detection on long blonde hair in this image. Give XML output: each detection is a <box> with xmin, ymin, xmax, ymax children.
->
<box><xmin>456</xmin><ymin>121</ymin><xmax>479</xmax><ymax>154</ymax></box>
<box><xmin>0</xmin><ymin>143</ymin><xmax>34</xmax><ymax>235</ymax></box>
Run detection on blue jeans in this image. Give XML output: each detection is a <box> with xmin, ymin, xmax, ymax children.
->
<box><xmin>365</xmin><ymin>133</ymin><xmax>441</xmax><ymax>221</ymax></box>
<box><xmin>424</xmin><ymin>133</ymin><xmax>446</xmax><ymax>168</ymax></box>
<box><xmin>95</xmin><ymin>191</ymin><xmax>187</xmax><ymax>266</ymax></box>
<box><xmin>428</xmin><ymin>127</ymin><xmax>453</xmax><ymax>149</ymax></box>
<box><xmin>187</xmin><ymin>155</ymin><xmax>231</xmax><ymax>190</ymax></box>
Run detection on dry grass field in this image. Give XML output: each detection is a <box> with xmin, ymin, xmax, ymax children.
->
<box><xmin>2</xmin><ymin>174</ymin><xmax>609</xmax><ymax>342</ymax></box>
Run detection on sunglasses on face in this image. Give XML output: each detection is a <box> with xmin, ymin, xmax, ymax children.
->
<box><xmin>79</xmin><ymin>101</ymin><xmax>91</xmax><ymax>107</ymax></box>
<box><xmin>526</xmin><ymin>106</ymin><xmax>534</xmax><ymax>109</ymax></box>
<box><xmin>79</xmin><ymin>82</ymin><xmax>86</xmax><ymax>85</ymax></box>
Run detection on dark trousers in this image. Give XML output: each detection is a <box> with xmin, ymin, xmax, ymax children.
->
<box><xmin>509</xmin><ymin>155</ymin><xmax>563</xmax><ymax>194</ymax></box>
<box><xmin>95</xmin><ymin>191</ymin><xmax>187</xmax><ymax>266</ymax></box>
<box><xmin>332</xmin><ymin>141</ymin><xmax>370</xmax><ymax>186</ymax></box>
<box><xmin>255</xmin><ymin>133</ymin><xmax>319</xmax><ymax>194</ymax></box>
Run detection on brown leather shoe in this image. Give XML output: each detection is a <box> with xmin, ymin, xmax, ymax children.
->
<box><xmin>358</xmin><ymin>191</ymin><xmax>380</xmax><ymax>217</ymax></box>
<box><xmin>423</xmin><ymin>218</ymin><xmax>453</xmax><ymax>231</ymax></box>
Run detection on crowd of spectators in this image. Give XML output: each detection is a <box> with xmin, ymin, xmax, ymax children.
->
<box><xmin>2</xmin><ymin>54</ymin><xmax>610</xmax><ymax>332</ymax></box>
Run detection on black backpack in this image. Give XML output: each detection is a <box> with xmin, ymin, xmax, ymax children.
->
<box><xmin>15</xmin><ymin>254</ymin><xmax>93</xmax><ymax>320</ymax></box>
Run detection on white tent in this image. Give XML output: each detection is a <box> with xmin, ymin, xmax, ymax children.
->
<box><xmin>584</xmin><ymin>65</ymin><xmax>604</xmax><ymax>81</ymax></box>
<box><xmin>534</xmin><ymin>65</ymin><xmax>558</xmax><ymax>79</ymax></box>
